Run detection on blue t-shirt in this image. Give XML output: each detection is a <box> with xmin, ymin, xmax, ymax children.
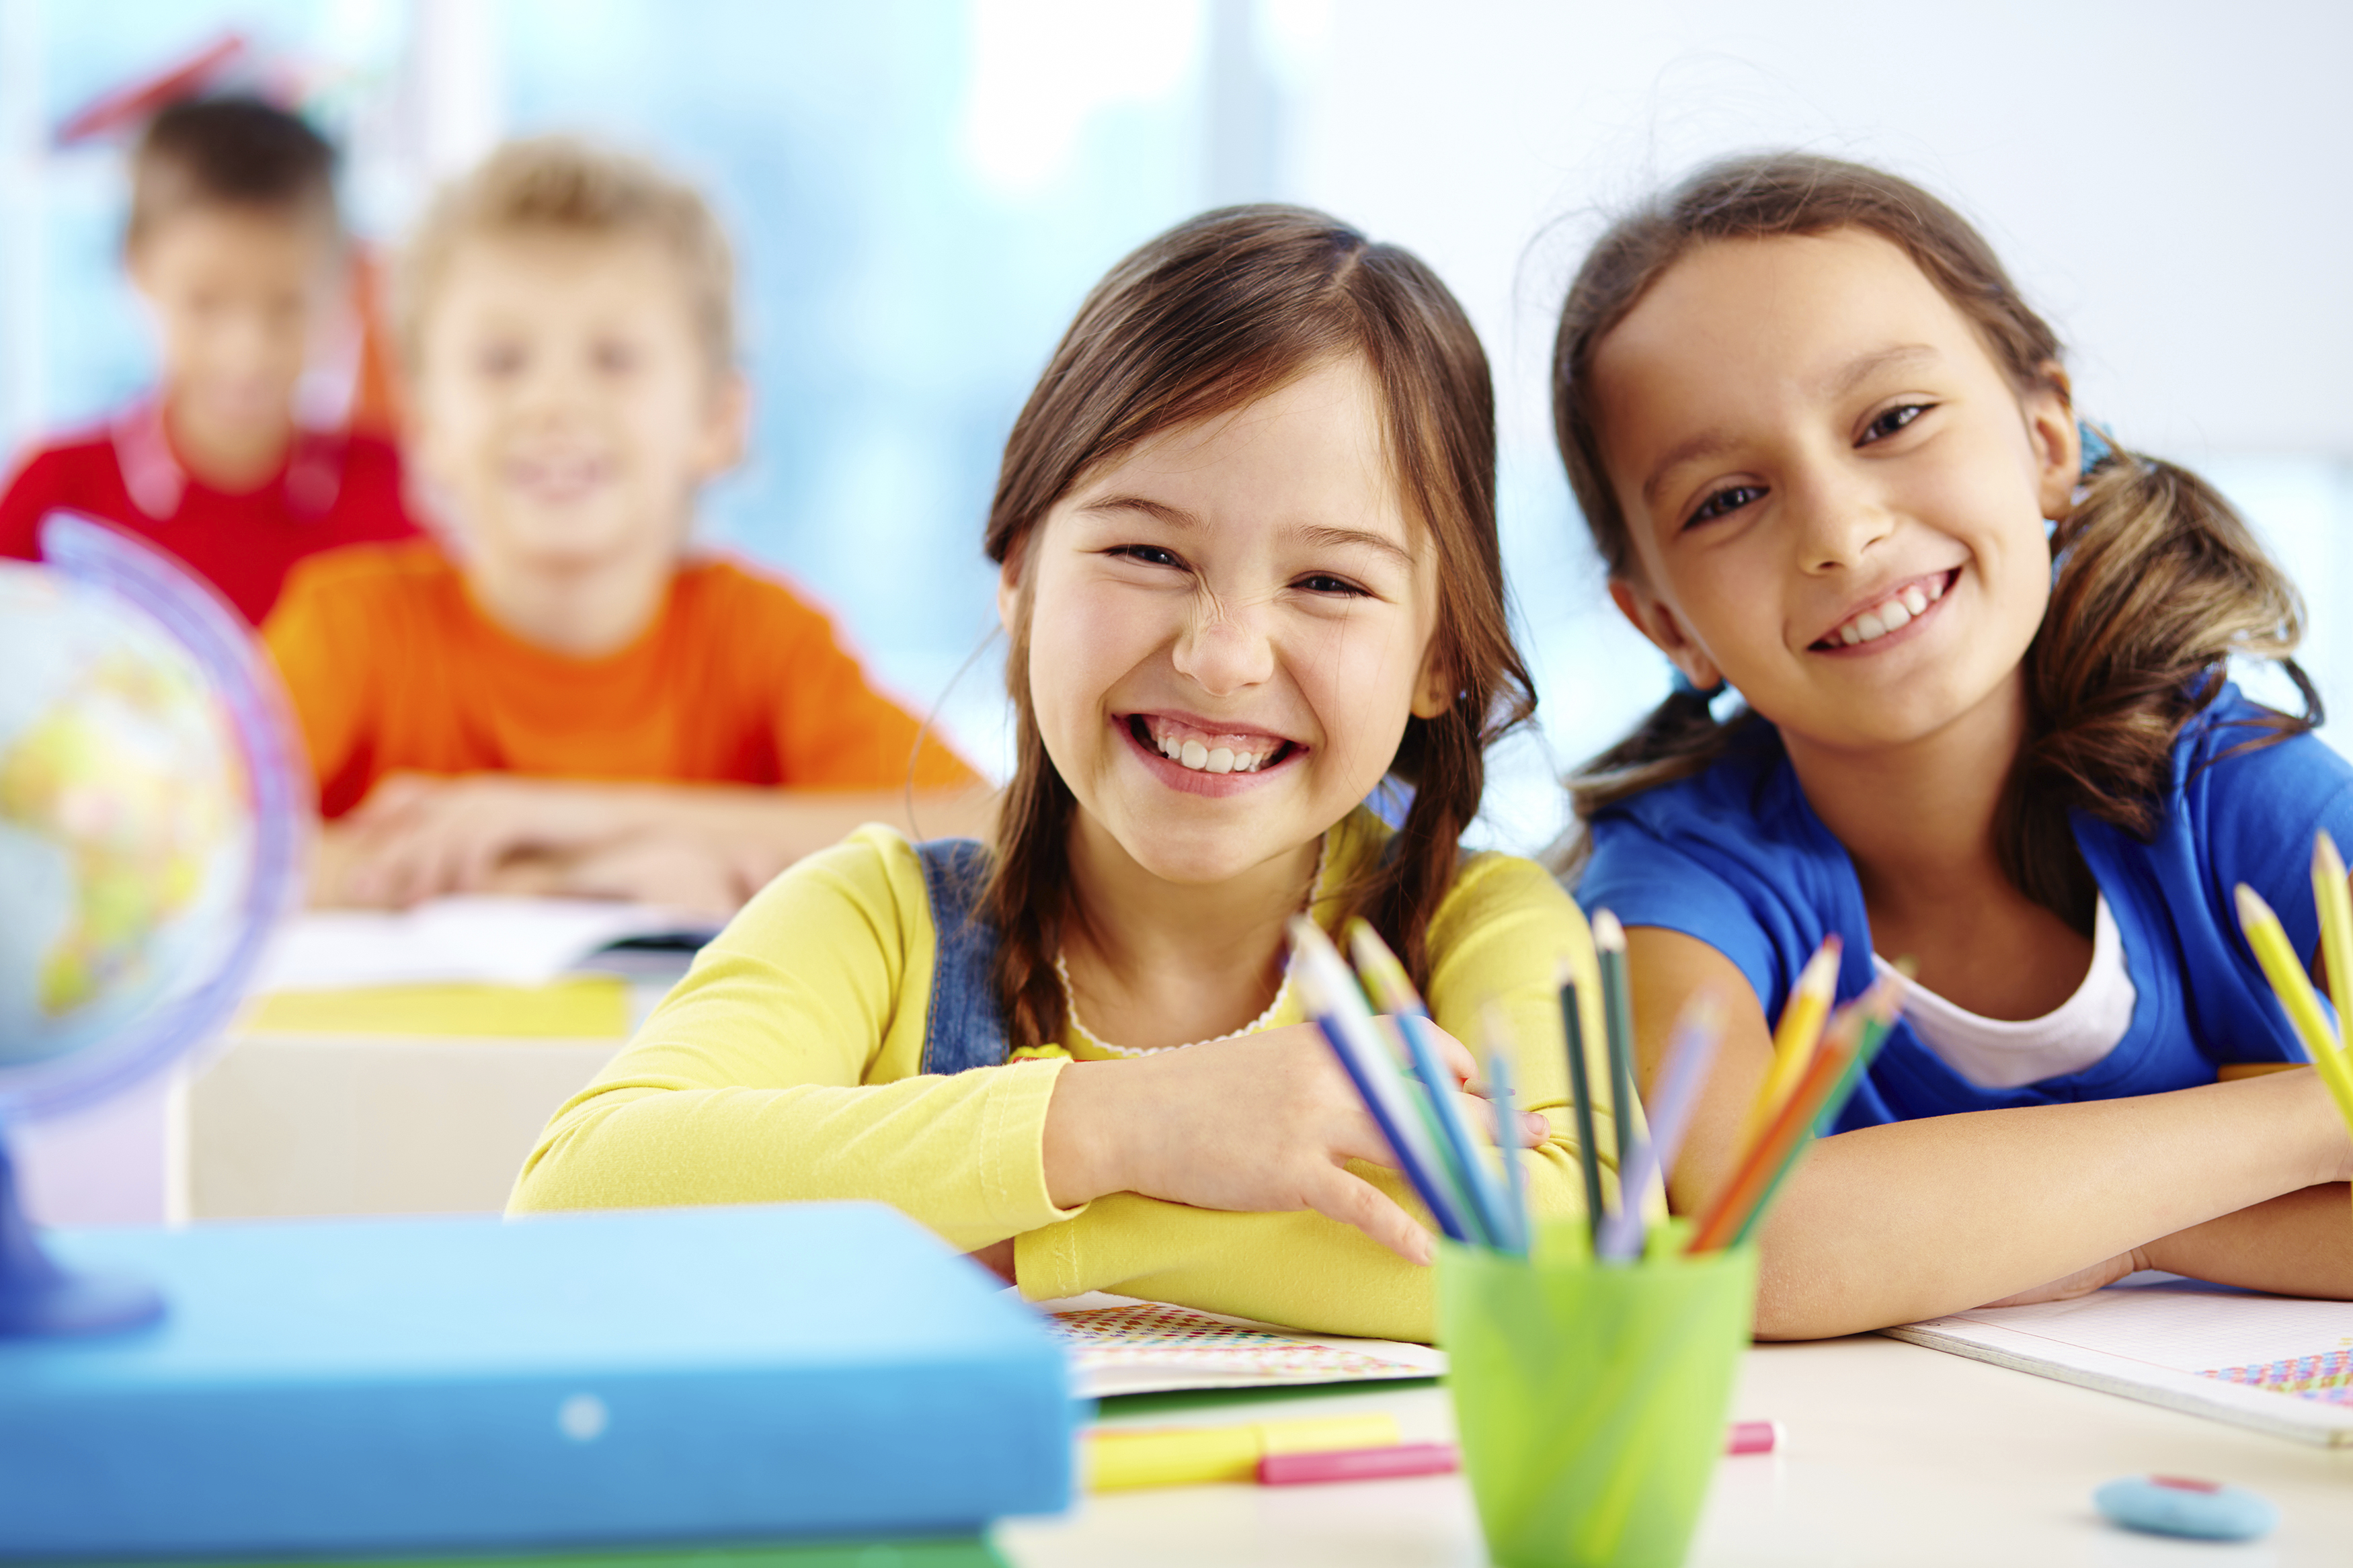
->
<box><xmin>1579</xmin><ymin>685</ymin><xmax>2353</xmax><ymax>1130</ymax></box>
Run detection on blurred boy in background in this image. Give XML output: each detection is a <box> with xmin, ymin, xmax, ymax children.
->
<box><xmin>264</xmin><ymin>138</ymin><xmax>988</xmax><ymax>915</ymax></box>
<box><xmin>0</xmin><ymin>96</ymin><xmax>419</xmax><ymax>624</ymax></box>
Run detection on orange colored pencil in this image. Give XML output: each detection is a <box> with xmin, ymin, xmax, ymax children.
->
<box><xmin>1687</xmin><ymin>997</ymin><xmax>1870</xmax><ymax>1253</ymax></box>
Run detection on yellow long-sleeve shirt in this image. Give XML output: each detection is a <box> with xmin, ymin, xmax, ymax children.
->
<box><xmin>511</xmin><ymin>807</ymin><xmax>1611</xmax><ymax>1341</ymax></box>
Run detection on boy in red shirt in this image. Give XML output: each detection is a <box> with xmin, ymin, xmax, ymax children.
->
<box><xmin>0</xmin><ymin>96</ymin><xmax>417</xmax><ymax>624</ymax></box>
<box><xmin>265</xmin><ymin>138</ymin><xmax>988</xmax><ymax>913</ymax></box>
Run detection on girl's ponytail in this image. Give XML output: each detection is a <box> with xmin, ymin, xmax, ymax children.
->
<box><xmin>1554</xmin><ymin>686</ymin><xmax>1757</xmax><ymax>878</ymax></box>
<box><xmin>2002</xmin><ymin>446</ymin><xmax>2315</xmax><ymax>927</ymax></box>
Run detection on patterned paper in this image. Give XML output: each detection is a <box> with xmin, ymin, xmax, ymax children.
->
<box><xmin>1049</xmin><ymin>1301</ymin><xmax>1437</xmax><ymax>1395</ymax></box>
<box><xmin>2201</xmin><ymin>1348</ymin><xmax>2353</xmax><ymax>1405</ymax></box>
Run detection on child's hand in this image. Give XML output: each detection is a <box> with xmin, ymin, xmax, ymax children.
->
<box><xmin>333</xmin><ymin>774</ymin><xmax>638</xmax><ymax>906</ymax></box>
<box><xmin>1041</xmin><ymin>1020</ymin><xmax>1546</xmax><ymax>1267</ymax></box>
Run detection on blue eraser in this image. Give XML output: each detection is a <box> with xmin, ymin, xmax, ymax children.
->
<box><xmin>2095</xmin><ymin>1475</ymin><xmax>2278</xmax><ymax>1541</ymax></box>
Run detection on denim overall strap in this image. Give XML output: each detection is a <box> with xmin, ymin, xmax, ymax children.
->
<box><xmin>916</xmin><ymin>837</ymin><xmax>1011</xmax><ymax>1075</ymax></box>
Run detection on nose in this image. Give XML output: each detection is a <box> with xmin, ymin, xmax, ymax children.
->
<box><xmin>1171</xmin><ymin>591</ymin><xmax>1276</xmax><ymax>697</ymax></box>
<box><xmin>1790</xmin><ymin>459</ymin><xmax>1895</xmax><ymax>575</ymax></box>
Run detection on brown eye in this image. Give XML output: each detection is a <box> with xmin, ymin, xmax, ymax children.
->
<box><xmin>1687</xmin><ymin>484</ymin><xmax>1765</xmax><ymax>528</ymax></box>
<box><xmin>1860</xmin><ymin>404</ymin><xmax>1929</xmax><ymax>444</ymax></box>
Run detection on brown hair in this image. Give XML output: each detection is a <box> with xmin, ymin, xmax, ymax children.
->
<box><xmin>128</xmin><ymin>97</ymin><xmax>337</xmax><ymax>249</ymax></box>
<box><xmin>984</xmin><ymin>204</ymin><xmax>1533</xmax><ymax>1050</ymax></box>
<box><xmin>1552</xmin><ymin>152</ymin><xmax>2313</xmax><ymax>930</ymax></box>
<box><xmin>395</xmin><ymin>136</ymin><xmax>734</xmax><ymax>378</ymax></box>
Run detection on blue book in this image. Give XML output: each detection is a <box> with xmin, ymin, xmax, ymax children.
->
<box><xmin>0</xmin><ymin>1204</ymin><xmax>1070</xmax><ymax>1559</ymax></box>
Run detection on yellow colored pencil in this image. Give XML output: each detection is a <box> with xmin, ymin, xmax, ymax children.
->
<box><xmin>2234</xmin><ymin>883</ymin><xmax>2353</xmax><ymax>1128</ymax></box>
<box><xmin>1740</xmin><ymin>937</ymin><xmax>1841</xmax><ymax>1146</ymax></box>
<box><xmin>2306</xmin><ymin>836</ymin><xmax>2353</xmax><ymax>1128</ymax></box>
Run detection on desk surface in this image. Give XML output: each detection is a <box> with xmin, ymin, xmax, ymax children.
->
<box><xmin>998</xmin><ymin>1333</ymin><xmax>2353</xmax><ymax>1567</ymax></box>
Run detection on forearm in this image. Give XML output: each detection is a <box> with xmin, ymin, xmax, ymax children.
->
<box><xmin>1015</xmin><ymin>1149</ymin><xmax>1587</xmax><ymax>1341</ymax></box>
<box><xmin>2144</xmin><ymin>1183</ymin><xmax>2353</xmax><ymax>1298</ymax></box>
<box><xmin>510</xmin><ymin>1061</ymin><xmax>1077</xmax><ymax>1251</ymax></box>
<box><xmin>1747</xmin><ymin>1072</ymin><xmax>2347</xmax><ymax>1339</ymax></box>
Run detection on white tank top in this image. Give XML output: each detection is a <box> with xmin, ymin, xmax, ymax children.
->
<box><xmin>1874</xmin><ymin>897</ymin><xmax>2136</xmax><ymax>1089</ymax></box>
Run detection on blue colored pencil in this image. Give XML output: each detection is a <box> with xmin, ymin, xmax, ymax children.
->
<box><xmin>1558</xmin><ymin>970</ymin><xmax>1607</xmax><ymax>1248</ymax></box>
<box><xmin>1597</xmin><ymin>991</ymin><xmax>1726</xmax><ymax>1262</ymax></box>
<box><xmin>1347</xmin><ymin>921</ymin><xmax>1513</xmax><ymax>1249</ymax></box>
<box><xmin>1478</xmin><ymin>1009</ymin><xmax>1532</xmax><ymax>1255</ymax></box>
<box><xmin>1288</xmin><ymin>920</ymin><xmax>1476</xmax><ymax>1245</ymax></box>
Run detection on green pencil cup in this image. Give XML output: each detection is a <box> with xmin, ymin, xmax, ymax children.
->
<box><xmin>1438</xmin><ymin>1223</ymin><xmax>1757</xmax><ymax>1568</ymax></box>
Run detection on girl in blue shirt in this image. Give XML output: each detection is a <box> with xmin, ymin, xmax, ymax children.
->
<box><xmin>1553</xmin><ymin>152</ymin><xmax>2353</xmax><ymax>1338</ymax></box>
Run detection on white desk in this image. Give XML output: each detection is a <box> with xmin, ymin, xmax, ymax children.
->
<box><xmin>999</xmin><ymin>1335</ymin><xmax>2353</xmax><ymax>1567</ymax></box>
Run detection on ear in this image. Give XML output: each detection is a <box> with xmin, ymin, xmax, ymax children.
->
<box><xmin>996</xmin><ymin>538</ymin><xmax>1029</xmax><ymax>638</ymax></box>
<box><xmin>2022</xmin><ymin>360</ymin><xmax>2080</xmax><ymax>518</ymax></box>
<box><xmin>1609</xmin><ymin>576</ymin><xmax>1724</xmax><ymax>692</ymax></box>
<box><xmin>1409</xmin><ymin>638</ymin><xmax>1452</xmax><ymax>720</ymax></box>
<box><xmin>693</xmin><ymin>370</ymin><xmax>751</xmax><ymax>479</ymax></box>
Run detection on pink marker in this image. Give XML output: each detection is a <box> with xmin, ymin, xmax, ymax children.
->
<box><xmin>1258</xmin><ymin>1443</ymin><xmax>1460</xmax><ymax>1485</ymax></box>
<box><xmin>1726</xmin><ymin>1419</ymin><xmax>1782</xmax><ymax>1456</ymax></box>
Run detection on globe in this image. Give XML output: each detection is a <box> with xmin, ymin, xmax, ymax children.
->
<box><xmin>0</xmin><ymin>513</ymin><xmax>304</xmax><ymax>1335</ymax></box>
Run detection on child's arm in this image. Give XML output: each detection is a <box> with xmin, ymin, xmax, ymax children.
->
<box><xmin>319</xmin><ymin>773</ymin><xmax>998</xmax><ymax>912</ymax></box>
<box><xmin>1633</xmin><ymin>927</ymin><xmax>2353</xmax><ymax>1339</ymax></box>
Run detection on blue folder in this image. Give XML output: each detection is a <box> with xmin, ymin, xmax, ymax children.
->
<box><xmin>0</xmin><ymin>1204</ymin><xmax>1070</xmax><ymax>1559</ymax></box>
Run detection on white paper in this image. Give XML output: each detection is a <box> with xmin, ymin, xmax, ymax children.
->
<box><xmin>253</xmin><ymin>897</ymin><xmax>715</xmax><ymax>992</ymax></box>
<box><xmin>1888</xmin><ymin>1274</ymin><xmax>2353</xmax><ymax>1446</ymax></box>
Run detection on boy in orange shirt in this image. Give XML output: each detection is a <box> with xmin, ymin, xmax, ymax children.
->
<box><xmin>264</xmin><ymin>138</ymin><xmax>988</xmax><ymax>913</ymax></box>
<box><xmin>0</xmin><ymin>96</ymin><xmax>418</xmax><ymax>623</ymax></box>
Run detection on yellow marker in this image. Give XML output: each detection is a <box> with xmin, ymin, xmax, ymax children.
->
<box><xmin>1741</xmin><ymin>937</ymin><xmax>1841</xmax><ymax>1145</ymax></box>
<box><xmin>2234</xmin><ymin>884</ymin><xmax>2353</xmax><ymax>1128</ymax></box>
<box><xmin>1083</xmin><ymin>1413</ymin><xmax>1401</xmax><ymax>1491</ymax></box>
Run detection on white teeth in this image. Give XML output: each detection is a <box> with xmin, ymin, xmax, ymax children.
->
<box><xmin>1854</xmin><ymin>611</ymin><xmax>1886</xmax><ymax>640</ymax></box>
<box><xmin>1180</xmin><ymin>740</ymin><xmax>1209</xmax><ymax>770</ymax></box>
<box><xmin>1927</xmin><ymin>575</ymin><xmax>1947</xmax><ymax>602</ymax></box>
<box><xmin>1830</xmin><ymin>575</ymin><xmax>1952</xmax><ymax>647</ymax></box>
<box><xmin>1206</xmin><ymin>747</ymin><xmax>1235</xmax><ymax>774</ymax></box>
<box><xmin>1900</xmin><ymin>587</ymin><xmax>1928</xmax><ymax>615</ymax></box>
<box><xmin>1880</xmin><ymin>600</ymin><xmax>1912</xmax><ymax>632</ymax></box>
<box><xmin>1160</xmin><ymin>735</ymin><xmax>1180</xmax><ymax>759</ymax></box>
<box><xmin>1840</xmin><ymin>623</ymin><xmax>1862</xmax><ymax>646</ymax></box>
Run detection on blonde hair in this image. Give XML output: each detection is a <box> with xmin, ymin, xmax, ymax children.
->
<box><xmin>396</xmin><ymin>135</ymin><xmax>735</xmax><ymax>376</ymax></box>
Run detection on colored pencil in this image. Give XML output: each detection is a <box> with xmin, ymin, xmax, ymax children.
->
<box><xmin>1558</xmin><ymin>968</ymin><xmax>1607</xmax><ymax>1247</ymax></box>
<box><xmin>1597</xmin><ymin>991</ymin><xmax>1726</xmax><ymax>1262</ymax></box>
<box><xmin>1741</xmin><ymin>936</ymin><xmax>1841</xmax><ymax>1145</ymax></box>
<box><xmin>2307</xmin><ymin>835</ymin><xmax>2353</xmax><ymax>1130</ymax></box>
<box><xmin>1347</xmin><ymin>921</ymin><xmax>1511</xmax><ymax>1249</ymax></box>
<box><xmin>1592</xmin><ymin>909</ymin><xmax>1641</xmax><ymax>1191</ymax></box>
<box><xmin>2237</xmin><ymin>882</ymin><xmax>2353</xmax><ymax>1128</ymax></box>
<box><xmin>1687</xmin><ymin>983</ymin><xmax>1890</xmax><ymax>1255</ymax></box>
<box><xmin>1727</xmin><ymin>981</ymin><xmax>1899</xmax><ymax>1249</ymax></box>
<box><xmin>1287</xmin><ymin>919</ymin><xmax>1476</xmax><ymax>1244</ymax></box>
<box><xmin>1480</xmin><ymin>1007</ymin><xmax>1531</xmax><ymax>1255</ymax></box>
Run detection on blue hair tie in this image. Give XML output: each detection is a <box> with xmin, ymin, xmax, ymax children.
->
<box><xmin>2077</xmin><ymin>419</ymin><xmax>2115</xmax><ymax>477</ymax></box>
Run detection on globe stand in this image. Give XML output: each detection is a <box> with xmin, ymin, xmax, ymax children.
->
<box><xmin>0</xmin><ymin>1136</ymin><xmax>164</xmax><ymax>1337</ymax></box>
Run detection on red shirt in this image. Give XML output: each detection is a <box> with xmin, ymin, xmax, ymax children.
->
<box><xmin>0</xmin><ymin>401</ymin><xmax>420</xmax><ymax>625</ymax></box>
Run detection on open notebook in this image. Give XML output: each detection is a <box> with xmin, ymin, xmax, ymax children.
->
<box><xmin>1032</xmin><ymin>1292</ymin><xmax>1446</xmax><ymax>1399</ymax></box>
<box><xmin>1888</xmin><ymin>1273</ymin><xmax>2353</xmax><ymax>1446</ymax></box>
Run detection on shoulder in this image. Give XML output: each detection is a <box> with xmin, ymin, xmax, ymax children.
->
<box><xmin>2</xmin><ymin>431</ymin><xmax>114</xmax><ymax>511</ymax></box>
<box><xmin>278</xmin><ymin>538</ymin><xmax>458</xmax><ymax>603</ymax></box>
<box><xmin>2166</xmin><ymin>680</ymin><xmax>2353</xmax><ymax>876</ymax></box>
<box><xmin>1582</xmin><ymin>720</ymin><xmax>1823</xmax><ymax>892</ymax></box>
<box><xmin>679</xmin><ymin>554</ymin><xmax>835</xmax><ymax>629</ymax></box>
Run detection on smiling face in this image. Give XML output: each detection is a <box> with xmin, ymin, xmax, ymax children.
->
<box><xmin>1594</xmin><ymin>229</ymin><xmax>2080</xmax><ymax>755</ymax></box>
<box><xmin>411</xmin><ymin>231</ymin><xmax>742</xmax><ymax>573</ymax></box>
<box><xmin>1006</xmin><ymin>356</ymin><xmax>1451</xmax><ymax>887</ymax></box>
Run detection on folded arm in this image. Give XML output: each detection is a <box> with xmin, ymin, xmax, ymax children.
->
<box><xmin>1630</xmin><ymin>927</ymin><xmax>2353</xmax><ymax>1340</ymax></box>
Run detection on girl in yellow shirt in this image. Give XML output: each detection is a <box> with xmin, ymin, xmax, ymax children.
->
<box><xmin>511</xmin><ymin>206</ymin><xmax>1599</xmax><ymax>1340</ymax></box>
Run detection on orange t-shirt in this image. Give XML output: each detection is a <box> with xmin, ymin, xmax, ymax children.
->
<box><xmin>263</xmin><ymin>540</ymin><xmax>980</xmax><ymax>819</ymax></box>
